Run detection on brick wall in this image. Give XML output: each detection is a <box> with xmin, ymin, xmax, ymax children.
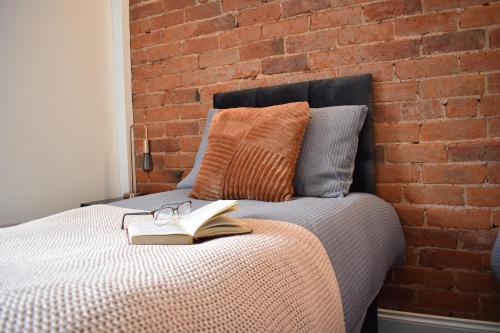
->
<box><xmin>129</xmin><ymin>0</ymin><xmax>500</xmax><ymax>321</ymax></box>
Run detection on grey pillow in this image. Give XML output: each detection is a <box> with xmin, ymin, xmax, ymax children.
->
<box><xmin>176</xmin><ymin>109</ymin><xmax>218</xmax><ymax>189</ymax></box>
<box><xmin>177</xmin><ymin>105</ymin><xmax>368</xmax><ymax>198</ymax></box>
<box><xmin>293</xmin><ymin>105</ymin><xmax>368</xmax><ymax>197</ymax></box>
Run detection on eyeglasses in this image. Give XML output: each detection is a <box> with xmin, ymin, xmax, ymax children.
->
<box><xmin>121</xmin><ymin>201</ymin><xmax>191</xmax><ymax>230</ymax></box>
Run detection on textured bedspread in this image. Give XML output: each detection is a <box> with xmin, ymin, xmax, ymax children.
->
<box><xmin>113</xmin><ymin>190</ymin><xmax>405</xmax><ymax>333</ymax></box>
<box><xmin>0</xmin><ymin>205</ymin><xmax>345</xmax><ymax>333</ymax></box>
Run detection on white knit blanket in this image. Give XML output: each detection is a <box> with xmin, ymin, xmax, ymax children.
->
<box><xmin>0</xmin><ymin>205</ymin><xmax>345</xmax><ymax>333</ymax></box>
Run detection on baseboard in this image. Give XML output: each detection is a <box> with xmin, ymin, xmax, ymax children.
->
<box><xmin>379</xmin><ymin>309</ymin><xmax>500</xmax><ymax>333</ymax></box>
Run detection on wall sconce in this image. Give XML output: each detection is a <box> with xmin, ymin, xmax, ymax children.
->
<box><xmin>123</xmin><ymin>124</ymin><xmax>153</xmax><ymax>199</ymax></box>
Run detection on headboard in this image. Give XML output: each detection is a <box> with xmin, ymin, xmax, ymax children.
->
<box><xmin>213</xmin><ymin>74</ymin><xmax>374</xmax><ymax>194</ymax></box>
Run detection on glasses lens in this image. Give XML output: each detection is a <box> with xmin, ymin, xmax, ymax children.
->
<box><xmin>155</xmin><ymin>207</ymin><xmax>173</xmax><ymax>225</ymax></box>
<box><xmin>177</xmin><ymin>202</ymin><xmax>191</xmax><ymax>218</ymax></box>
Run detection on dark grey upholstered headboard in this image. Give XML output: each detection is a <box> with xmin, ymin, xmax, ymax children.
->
<box><xmin>213</xmin><ymin>74</ymin><xmax>375</xmax><ymax>194</ymax></box>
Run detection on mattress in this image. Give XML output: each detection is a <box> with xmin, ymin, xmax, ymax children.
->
<box><xmin>112</xmin><ymin>189</ymin><xmax>405</xmax><ymax>333</ymax></box>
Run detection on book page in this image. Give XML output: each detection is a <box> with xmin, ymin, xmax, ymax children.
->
<box><xmin>181</xmin><ymin>200</ymin><xmax>238</xmax><ymax>236</ymax></box>
<box><xmin>128</xmin><ymin>221</ymin><xmax>189</xmax><ymax>237</ymax></box>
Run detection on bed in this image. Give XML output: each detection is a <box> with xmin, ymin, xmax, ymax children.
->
<box><xmin>0</xmin><ymin>74</ymin><xmax>405</xmax><ymax>333</ymax></box>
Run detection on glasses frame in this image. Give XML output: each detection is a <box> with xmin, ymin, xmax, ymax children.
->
<box><xmin>121</xmin><ymin>201</ymin><xmax>192</xmax><ymax>230</ymax></box>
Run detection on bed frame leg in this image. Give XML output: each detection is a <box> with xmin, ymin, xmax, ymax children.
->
<box><xmin>360</xmin><ymin>297</ymin><xmax>378</xmax><ymax>333</ymax></box>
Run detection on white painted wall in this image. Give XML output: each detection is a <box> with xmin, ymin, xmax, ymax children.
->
<box><xmin>0</xmin><ymin>0</ymin><xmax>132</xmax><ymax>226</ymax></box>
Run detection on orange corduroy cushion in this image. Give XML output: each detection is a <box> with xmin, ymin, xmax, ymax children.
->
<box><xmin>190</xmin><ymin>102</ymin><xmax>311</xmax><ymax>202</ymax></box>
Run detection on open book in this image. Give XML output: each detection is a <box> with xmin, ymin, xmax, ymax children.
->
<box><xmin>128</xmin><ymin>200</ymin><xmax>252</xmax><ymax>245</ymax></box>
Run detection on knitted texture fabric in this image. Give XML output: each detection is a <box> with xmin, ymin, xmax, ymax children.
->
<box><xmin>0</xmin><ymin>205</ymin><xmax>345</xmax><ymax>333</ymax></box>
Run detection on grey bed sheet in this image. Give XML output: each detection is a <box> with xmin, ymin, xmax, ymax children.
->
<box><xmin>112</xmin><ymin>189</ymin><xmax>405</xmax><ymax>333</ymax></box>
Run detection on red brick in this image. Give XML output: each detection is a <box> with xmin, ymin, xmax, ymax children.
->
<box><xmin>308</xmin><ymin>46</ymin><xmax>361</xmax><ymax>69</ymax></box>
<box><xmin>422</xmin><ymin>0</ymin><xmax>488</xmax><ymax>12</ymax></box>
<box><xmin>486</xmin><ymin>73</ymin><xmax>500</xmax><ymax>94</ymax></box>
<box><xmin>480</xmin><ymin>95</ymin><xmax>500</xmax><ymax>116</ymax></box>
<box><xmin>405</xmin><ymin>227</ymin><xmax>458</xmax><ymax>248</ymax></box>
<box><xmin>395</xmin><ymin>56</ymin><xmax>459</xmax><ymax>80</ymax></box>
<box><xmin>177</xmin><ymin>104</ymin><xmax>209</xmax><ymax>120</ymax></box>
<box><xmin>164</xmin><ymin>120</ymin><xmax>199</xmax><ymax>136</ymax></box>
<box><xmin>238</xmin><ymin>2</ymin><xmax>280</xmax><ymax>26</ymax></box>
<box><xmin>164</xmin><ymin>22</ymin><xmax>198</xmax><ymax>43</ymax></box>
<box><xmin>422</xmin><ymin>30</ymin><xmax>486</xmax><ymax>55</ymax></box>
<box><xmin>218</xmin><ymin>61</ymin><xmax>261</xmax><ymax>81</ymax></box>
<box><xmin>421</xmin><ymin>119</ymin><xmax>486</xmax><ymax>141</ymax></box>
<box><xmin>133</xmin><ymin>93</ymin><xmax>164</xmax><ymax>109</ymax></box>
<box><xmin>130</xmin><ymin>31</ymin><xmax>162</xmax><ymax>50</ymax></box>
<box><xmin>163</xmin><ymin>55</ymin><xmax>198</xmax><ymax>75</ymax></box>
<box><xmin>185</xmin><ymin>2</ymin><xmax>221</xmax><ymax>21</ymax></box>
<box><xmin>467</xmin><ymin>186</ymin><xmax>500</xmax><ymax>207</ymax></box>
<box><xmin>386</xmin><ymin>143</ymin><xmax>447</xmax><ymax>162</ymax></box>
<box><xmin>416</xmin><ymin>289</ymin><xmax>479</xmax><ymax>314</ymax></box>
<box><xmin>401</xmin><ymin>100</ymin><xmax>444</xmax><ymax>120</ymax></box>
<box><xmin>379</xmin><ymin>286</ymin><xmax>417</xmax><ymax>308</ymax></box>
<box><xmin>180</xmin><ymin>68</ymin><xmax>219</xmax><ymax>86</ymax></box>
<box><xmin>131</xmin><ymin>1</ymin><xmax>163</xmax><ymax>21</ymax></box>
<box><xmin>374</xmin><ymin>103</ymin><xmax>401</xmax><ymax>123</ymax></box>
<box><xmin>132</xmin><ymin>64</ymin><xmax>163</xmax><ymax>79</ymax></box>
<box><xmin>447</xmin><ymin>97</ymin><xmax>478</xmax><ymax>118</ymax></box>
<box><xmin>448</xmin><ymin>141</ymin><xmax>500</xmax><ymax>161</ymax></box>
<box><xmin>420</xmin><ymin>248</ymin><xmax>482</xmax><ymax>270</ymax></box>
<box><xmin>149</xmin><ymin>10</ymin><xmax>184</xmax><ymax>30</ymax></box>
<box><xmin>404</xmin><ymin>184</ymin><xmax>465</xmax><ymax>205</ymax></box>
<box><xmin>376</xmin><ymin>184</ymin><xmax>402</xmax><ymax>203</ymax></box>
<box><xmin>376</xmin><ymin>164</ymin><xmax>420</xmax><ymax>183</ymax></box>
<box><xmin>489</xmin><ymin>117</ymin><xmax>500</xmax><ymax>137</ymax></box>
<box><xmin>394</xmin><ymin>267</ymin><xmax>454</xmax><ymax>289</ymax></box>
<box><xmin>130</xmin><ymin>19</ymin><xmax>151</xmax><ymax>36</ymax></box>
<box><xmin>421</xmin><ymin>74</ymin><xmax>484</xmax><ymax>98</ymax></box>
<box><xmin>163</xmin><ymin>0</ymin><xmax>192</xmax><ymax>11</ymax></box>
<box><xmin>459</xmin><ymin>3</ymin><xmax>500</xmax><ymax>28</ymax></box>
<box><xmin>149</xmin><ymin>137</ymin><xmax>180</xmax><ymax>152</ymax></box>
<box><xmin>240</xmin><ymin>39</ymin><xmax>284</xmax><ymax>60</ymax></box>
<box><xmin>490</xmin><ymin>27</ymin><xmax>500</xmax><ymax>48</ymax></box>
<box><xmin>222</xmin><ymin>0</ymin><xmax>260</xmax><ymax>11</ymax></box>
<box><xmin>131</xmin><ymin>50</ymin><xmax>147</xmax><ymax>65</ymax></box>
<box><xmin>461</xmin><ymin>50</ymin><xmax>500</xmax><ymax>72</ymax></box>
<box><xmin>262</xmin><ymin>54</ymin><xmax>308</xmax><ymax>75</ymax></box>
<box><xmin>240</xmin><ymin>75</ymin><xmax>286</xmax><ymax>89</ymax></box>
<box><xmin>199</xmin><ymin>48</ymin><xmax>239</xmax><ymax>68</ymax></box>
<box><xmin>286</xmin><ymin>70</ymin><xmax>333</xmax><ymax>84</ymax></box>
<box><xmin>133</xmin><ymin>79</ymin><xmax>147</xmax><ymax>94</ymax></box>
<box><xmin>199</xmin><ymin>81</ymin><xmax>240</xmax><ymax>103</ymax></box>
<box><xmin>427</xmin><ymin>207</ymin><xmax>491</xmax><ymax>230</ymax></box>
<box><xmin>457</xmin><ymin>272</ymin><xmax>500</xmax><ymax>293</ymax></box>
<box><xmin>394</xmin><ymin>205</ymin><xmax>424</xmax><ymax>226</ymax></box>
<box><xmin>145</xmin><ymin>106</ymin><xmax>178</xmax><ymax>122</ymax></box>
<box><xmin>361</xmin><ymin>39</ymin><xmax>420</xmax><ymax>62</ymax></box>
<box><xmin>146</xmin><ymin>74</ymin><xmax>180</xmax><ymax>92</ymax></box>
<box><xmin>488</xmin><ymin>164</ymin><xmax>500</xmax><ymax>184</ymax></box>
<box><xmin>147</xmin><ymin>43</ymin><xmax>180</xmax><ymax>62</ymax></box>
<box><xmin>262</xmin><ymin>16</ymin><xmax>309</xmax><ymax>39</ymax></box>
<box><xmin>374</xmin><ymin>123</ymin><xmax>420</xmax><ymax>143</ymax></box>
<box><xmin>395</xmin><ymin>12</ymin><xmax>457</xmax><ymax>36</ymax></box>
<box><xmin>459</xmin><ymin>230</ymin><xmax>497</xmax><ymax>251</ymax></box>
<box><xmin>282</xmin><ymin>0</ymin><xmax>330</xmax><ymax>18</ymax></box>
<box><xmin>180</xmin><ymin>136</ymin><xmax>201</xmax><ymax>152</ymax></box>
<box><xmin>163</xmin><ymin>88</ymin><xmax>199</xmax><ymax>104</ymax></box>
<box><xmin>164</xmin><ymin>152</ymin><xmax>196</xmax><ymax>168</ymax></box>
<box><xmin>422</xmin><ymin>164</ymin><xmax>487</xmax><ymax>184</ymax></box>
<box><xmin>338</xmin><ymin>22</ymin><xmax>393</xmax><ymax>46</ymax></box>
<box><xmin>181</xmin><ymin>36</ymin><xmax>219</xmax><ymax>55</ymax></box>
<box><xmin>310</xmin><ymin>7</ymin><xmax>363</xmax><ymax>30</ymax></box>
<box><xmin>337</xmin><ymin>63</ymin><xmax>394</xmax><ymax>83</ymax></box>
<box><xmin>196</xmin><ymin>14</ymin><xmax>236</xmax><ymax>35</ymax></box>
<box><xmin>220</xmin><ymin>25</ymin><xmax>261</xmax><ymax>48</ymax></box>
<box><xmin>364</xmin><ymin>0</ymin><xmax>422</xmax><ymax>21</ymax></box>
<box><xmin>373</xmin><ymin>81</ymin><xmax>419</xmax><ymax>103</ymax></box>
<box><xmin>286</xmin><ymin>30</ymin><xmax>337</xmax><ymax>53</ymax></box>
<box><xmin>137</xmin><ymin>183</ymin><xmax>175</xmax><ymax>195</ymax></box>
